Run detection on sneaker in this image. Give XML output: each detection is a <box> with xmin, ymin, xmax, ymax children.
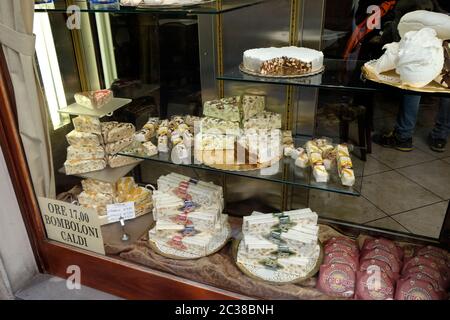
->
<box><xmin>373</xmin><ymin>131</ymin><xmax>413</xmax><ymax>152</ymax></box>
<box><xmin>428</xmin><ymin>134</ymin><xmax>447</xmax><ymax>153</ymax></box>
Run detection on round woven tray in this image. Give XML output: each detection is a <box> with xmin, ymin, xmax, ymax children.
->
<box><xmin>362</xmin><ymin>60</ymin><xmax>450</xmax><ymax>94</ymax></box>
<box><xmin>148</xmin><ymin>222</ymin><xmax>232</xmax><ymax>260</ymax></box>
<box><xmin>239</xmin><ymin>64</ymin><xmax>325</xmax><ymax>79</ymax></box>
<box><xmin>232</xmin><ymin>236</ymin><xmax>324</xmax><ymax>285</ymax></box>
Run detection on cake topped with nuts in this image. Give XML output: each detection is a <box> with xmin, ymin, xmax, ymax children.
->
<box><xmin>243</xmin><ymin>46</ymin><xmax>324</xmax><ymax>76</ymax></box>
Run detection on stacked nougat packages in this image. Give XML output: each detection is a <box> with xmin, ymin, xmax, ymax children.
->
<box><xmin>198</xmin><ymin>94</ymin><xmax>283</xmax><ymax>164</ymax></box>
<box><xmin>238</xmin><ymin>208</ymin><xmax>321</xmax><ymax>276</ymax></box>
<box><xmin>64</xmin><ymin>116</ymin><xmax>142</xmax><ymax>174</ymax></box>
<box><xmin>101</xmin><ymin>121</ymin><xmax>141</xmax><ymax>168</ymax></box>
<box><xmin>149</xmin><ymin>173</ymin><xmax>228</xmax><ymax>256</ymax></box>
<box><xmin>64</xmin><ymin>116</ymin><xmax>106</xmax><ymax>175</ymax></box>
<box><xmin>77</xmin><ymin>176</ymin><xmax>152</xmax><ymax>217</ymax></box>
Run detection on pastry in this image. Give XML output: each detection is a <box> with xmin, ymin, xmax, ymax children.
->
<box><xmin>74</xmin><ymin>89</ymin><xmax>113</xmax><ymax>109</ymax></box>
<box><xmin>81</xmin><ymin>179</ymin><xmax>116</xmax><ymax>195</ymax></box>
<box><xmin>72</xmin><ymin>115</ymin><xmax>101</xmax><ymax>134</ymax></box>
<box><xmin>101</xmin><ymin>122</ymin><xmax>135</xmax><ymax>144</ymax></box>
<box><xmin>242</xmin><ymin>95</ymin><xmax>266</xmax><ymax>120</ymax></box>
<box><xmin>243</xmin><ymin>46</ymin><xmax>324</xmax><ymax>76</ymax></box>
<box><xmin>66</xmin><ymin>130</ymin><xmax>102</xmax><ymax>147</ymax></box>
<box><xmin>64</xmin><ymin>159</ymin><xmax>106</xmax><ymax>175</ymax></box>
<box><xmin>78</xmin><ymin>191</ymin><xmax>114</xmax><ymax>207</ymax></box>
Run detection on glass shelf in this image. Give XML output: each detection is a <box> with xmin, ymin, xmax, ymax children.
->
<box><xmin>219</xmin><ymin>59</ymin><xmax>380</xmax><ymax>92</ymax></box>
<box><xmin>35</xmin><ymin>0</ymin><xmax>272</xmax><ymax>15</ymax></box>
<box><xmin>58</xmin><ymin>162</ymin><xmax>141</xmax><ymax>183</ymax></box>
<box><xmin>118</xmin><ymin>137</ymin><xmax>365</xmax><ymax>196</ymax></box>
<box><xmin>58</xmin><ymin>98</ymin><xmax>132</xmax><ymax>118</ymax></box>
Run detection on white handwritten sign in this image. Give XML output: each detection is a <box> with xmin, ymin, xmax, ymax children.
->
<box><xmin>106</xmin><ymin>202</ymin><xmax>136</xmax><ymax>224</ymax></box>
<box><xmin>38</xmin><ymin>197</ymin><xmax>105</xmax><ymax>255</ymax></box>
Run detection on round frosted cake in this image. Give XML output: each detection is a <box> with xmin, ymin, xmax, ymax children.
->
<box><xmin>243</xmin><ymin>46</ymin><xmax>324</xmax><ymax>76</ymax></box>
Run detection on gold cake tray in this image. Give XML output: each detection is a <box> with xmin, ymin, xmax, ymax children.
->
<box><xmin>232</xmin><ymin>236</ymin><xmax>324</xmax><ymax>285</ymax></box>
<box><xmin>362</xmin><ymin>60</ymin><xmax>450</xmax><ymax>94</ymax></box>
<box><xmin>194</xmin><ymin>149</ymin><xmax>283</xmax><ymax>172</ymax></box>
<box><xmin>239</xmin><ymin>64</ymin><xmax>325</xmax><ymax>79</ymax></box>
<box><xmin>148</xmin><ymin>221</ymin><xmax>232</xmax><ymax>260</ymax></box>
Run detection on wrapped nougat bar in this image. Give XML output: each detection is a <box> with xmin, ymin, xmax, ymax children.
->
<box><xmin>101</xmin><ymin>122</ymin><xmax>135</xmax><ymax>144</ymax></box>
<box><xmin>66</xmin><ymin>145</ymin><xmax>105</xmax><ymax>161</ymax></box>
<box><xmin>72</xmin><ymin>115</ymin><xmax>101</xmax><ymax>134</ymax></box>
<box><xmin>64</xmin><ymin>159</ymin><xmax>106</xmax><ymax>175</ymax></box>
<box><xmin>66</xmin><ymin>130</ymin><xmax>102</xmax><ymax>147</ymax></box>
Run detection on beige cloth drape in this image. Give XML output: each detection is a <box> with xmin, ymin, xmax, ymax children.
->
<box><xmin>0</xmin><ymin>0</ymin><xmax>55</xmax><ymax>198</ymax></box>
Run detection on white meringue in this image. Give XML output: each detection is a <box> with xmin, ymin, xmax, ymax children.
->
<box><xmin>374</xmin><ymin>42</ymin><xmax>399</xmax><ymax>74</ymax></box>
<box><xmin>396</xmin><ymin>28</ymin><xmax>444</xmax><ymax>88</ymax></box>
<box><xmin>398</xmin><ymin>10</ymin><xmax>450</xmax><ymax>40</ymax></box>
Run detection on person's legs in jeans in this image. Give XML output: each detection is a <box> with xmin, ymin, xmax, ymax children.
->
<box><xmin>374</xmin><ymin>94</ymin><xmax>420</xmax><ymax>151</ymax></box>
<box><xmin>429</xmin><ymin>97</ymin><xmax>450</xmax><ymax>152</ymax></box>
<box><xmin>394</xmin><ymin>94</ymin><xmax>421</xmax><ymax>141</ymax></box>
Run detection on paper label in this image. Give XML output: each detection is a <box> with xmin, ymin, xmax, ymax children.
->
<box><xmin>106</xmin><ymin>202</ymin><xmax>136</xmax><ymax>223</ymax></box>
<box><xmin>38</xmin><ymin>197</ymin><xmax>105</xmax><ymax>255</ymax></box>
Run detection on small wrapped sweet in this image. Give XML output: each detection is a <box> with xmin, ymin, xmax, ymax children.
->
<box><xmin>66</xmin><ymin>145</ymin><xmax>105</xmax><ymax>161</ymax></box>
<box><xmin>158</xmin><ymin>135</ymin><xmax>169</xmax><ymax>153</ymax></box>
<box><xmin>157</xmin><ymin>126</ymin><xmax>169</xmax><ymax>137</ymax></box>
<box><xmin>72</xmin><ymin>115</ymin><xmax>101</xmax><ymax>134</ymax></box>
<box><xmin>101</xmin><ymin>122</ymin><xmax>135</xmax><ymax>144</ymax></box>
<box><xmin>309</xmin><ymin>152</ymin><xmax>323</xmax><ymax>166</ymax></box>
<box><xmin>78</xmin><ymin>190</ymin><xmax>114</xmax><ymax>207</ymax></box>
<box><xmin>134</xmin><ymin>118</ymin><xmax>159</xmax><ymax>142</ymax></box>
<box><xmin>337</xmin><ymin>144</ymin><xmax>355</xmax><ymax>187</ymax></box>
<box><xmin>74</xmin><ymin>89</ymin><xmax>113</xmax><ymax>110</ymax></box>
<box><xmin>107</xmin><ymin>154</ymin><xmax>141</xmax><ymax>168</ymax></box>
<box><xmin>295</xmin><ymin>153</ymin><xmax>309</xmax><ymax>168</ymax></box>
<box><xmin>142</xmin><ymin>141</ymin><xmax>158</xmax><ymax>157</ymax></box>
<box><xmin>170</xmin><ymin>130</ymin><xmax>183</xmax><ymax>146</ymax></box>
<box><xmin>64</xmin><ymin>159</ymin><xmax>106</xmax><ymax>175</ymax></box>
<box><xmin>66</xmin><ymin>130</ymin><xmax>102</xmax><ymax>147</ymax></box>
<box><xmin>284</xmin><ymin>144</ymin><xmax>295</xmax><ymax>157</ymax></box>
<box><xmin>81</xmin><ymin>179</ymin><xmax>116</xmax><ymax>195</ymax></box>
<box><xmin>104</xmin><ymin>136</ymin><xmax>134</xmax><ymax>155</ymax></box>
<box><xmin>183</xmin><ymin>131</ymin><xmax>194</xmax><ymax>147</ymax></box>
<box><xmin>313</xmin><ymin>164</ymin><xmax>329</xmax><ymax>183</ymax></box>
<box><xmin>291</xmin><ymin>147</ymin><xmax>306</xmax><ymax>160</ymax></box>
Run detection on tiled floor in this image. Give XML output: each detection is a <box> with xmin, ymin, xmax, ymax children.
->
<box><xmin>313</xmin><ymin>97</ymin><xmax>449</xmax><ymax>239</ymax></box>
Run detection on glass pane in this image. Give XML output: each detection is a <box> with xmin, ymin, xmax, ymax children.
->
<box><xmin>35</xmin><ymin>0</ymin><xmax>275</xmax><ymax>15</ymax></box>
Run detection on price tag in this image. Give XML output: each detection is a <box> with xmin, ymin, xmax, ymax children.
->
<box><xmin>106</xmin><ymin>202</ymin><xmax>136</xmax><ymax>224</ymax></box>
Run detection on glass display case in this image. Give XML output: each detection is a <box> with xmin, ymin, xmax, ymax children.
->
<box><xmin>1</xmin><ymin>0</ymin><xmax>449</xmax><ymax>299</ymax></box>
